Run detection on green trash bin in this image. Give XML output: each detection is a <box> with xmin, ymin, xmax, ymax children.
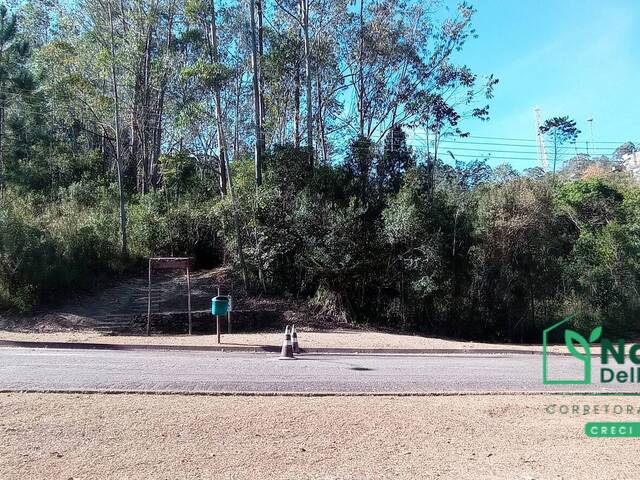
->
<box><xmin>211</xmin><ymin>296</ymin><xmax>230</xmax><ymax>316</ymax></box>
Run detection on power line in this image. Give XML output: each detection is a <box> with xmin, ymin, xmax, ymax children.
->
<box><xmin>410</xmin><ymin>134</ymin><xmax>539</xmax><ymax>144</ymax></box>
<box><xmin>404</xmin><ymin>145</ymin><xmax>539</xmax><ymax>162</ymax></box>
<box><xmin>435</xmin><ymin>146</ymin><xmax>559</xmax><ymax>155</ymax></box>
<box><xmin>410</xmin><ymin>132</ymin><xmax>637</xmax><ymax>145</ymax></box>
<box><xmin>405</xmin><ymin>143</ymin><xmax>600</xmax><ymax>162</ymax></box>
<box><xmin>433</xmin><ymin>142</ymin><xmax>620</xmax><ymax>153</ymax></box>
<box><xmin>430</xmin><ymin>153</ymin><xmax>538</xmax><ymax>162</ymax></box>
<box><xmin>431</xmin><ymin>140</ymin><xmax>538</xmax><ymax>147</ymax></box>
<box><xmin>411</xmin><ymin>136</ymin><xmax>636</xmax><ymax>149</ymax></box>
<box><xmin>348</xmin><ymin>141</ymin><xmax>619</xmax><ymax>163</ymax></box>
<box><xmin>457</xmin><ymin>135</ymin><xmax>539</xmax><ymax>142</ymax></box>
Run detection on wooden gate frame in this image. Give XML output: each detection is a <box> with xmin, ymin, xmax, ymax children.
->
<box><xmin>147</xmin><ymin>257</ymin><xmax>194</xmax><ymax>336</ymax></box>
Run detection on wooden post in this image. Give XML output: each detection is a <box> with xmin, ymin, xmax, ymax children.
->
<box><xmin>186</xmin><ymin>265</ymin><xmax>192</xmax><ymax>335</ymax></box>
<box><xmin>227</xmin><ymin>311</ymin><xmax>231</xmax><ymax>334</ymax></box>
<box><xmin>212</xmin><ymin>285</ymin><xmax>222</xmax><ymax>342</ymax></box>
<box><xmin>146</xmin><ymin>258</ymin><xmax>152</xmax><ymax>336</ymax></box>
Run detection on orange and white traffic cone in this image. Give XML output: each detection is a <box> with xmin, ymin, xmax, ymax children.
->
<box><xmin>291</xmin><ymin>324</ymin><xmax>300</xmax><ymax>354</ymax></box>
<box><xmin>279</xmin><ymin>325</ymin><xmax>295</xmax><ymax>360</ymax></box>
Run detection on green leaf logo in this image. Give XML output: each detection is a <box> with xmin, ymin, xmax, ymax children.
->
<box><xmin>543</xmin><ymin>317</ymin><xmax>598</xmax><ymax>385</ymax></box>
<box><xmin>564</xmin><ymin>329</ymin><xmax>591</xmax><ymax>362</ymax></box>
<box><xmin>589</xmin><ymin>326</ymin><xmax>602</xmax><ymax>343</ymax></box>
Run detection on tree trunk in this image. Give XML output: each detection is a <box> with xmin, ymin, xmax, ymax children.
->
<box><xmin>357</xmin><ymin>0</ymin><xmax>365</xmax><ymax>137</ymax></box>
<box><xmin>294</xmin><ymin>56</ymin><xmax>300</xmax><ymax>148</ymax></box>
<box><xmin>0</xmin><ymin>43</ymin><xmax>5</xmax><ymax>203</ymax></box>
<box><xmin>316</xmin><ymin>66</ymin><xmax>328</xmax><ymax>163</ymax></box>
<box><xmin>108</xmin><ymin>3</ymin><xmax>128</xmax><ymax>257</ymax></box>
<box><xmin>233</xmin><ymin>63</ymin><xmax>241</xmax><ymax>162</ymax></box>
<box><xmin>141</xmin><ymin>24</ymin><xmax>153</xmax><ymax>194</ymax></box>
<box><xmin>552</xmin><ymin>136</ymin><xmax>558</xmax><ymax>184</ymax></box>
<box><xmin>224</xmin><ymin>143</ymin><xmax>249</xmax><ymax>291</ymax></box>
<box><xmin>152</xmin><ymin>79</ymin><xmax>166</xmax><ymax>191</ymax></box>
<box><xmin>301</xmin><ymin>0</ymin><xmax>313</xmax><ymax>167</ymax></box>
<box><xmin>208</xmin><ymin>0</ymin><xmax>228</xmax><ymax>197</ymax></box>
<box><xmin>0</xmin><ymin>97</ymin><xmax>4</xmax><ymax>203</ymax></box>
<box><xmin>151</xmin><ymin>4</ymin><xmax>175</xmax><ymax>191</ymax></box>
<box><xmin>248</xmin><ymin>0</ymin><xmax>262</xmax><ymax>186</ymax></box>
<box><xmin>256</xmin><ymin>0</ymin><xmax>266</xmax><ymax>152</ymax></box>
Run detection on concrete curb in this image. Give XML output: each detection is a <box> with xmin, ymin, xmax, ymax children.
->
<box><xmin>0</xmin><ymin>339</ymin><xmax>277</xmax><ymax>353</ymax></box>
<box><xmin>0</xmin><ymin>339</ymin><xmax>573</xmax><ymax>356</ymax></box>
<box><xmin>0</xmin><ymin>388</ymin><xmax>623</xmax><ymax>397</ymax></box>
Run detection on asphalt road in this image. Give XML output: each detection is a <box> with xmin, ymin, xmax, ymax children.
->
<box><xmin>0</xmin><ymin>347</ymin><xmax>637</xmax><ymax>394</ymax></box>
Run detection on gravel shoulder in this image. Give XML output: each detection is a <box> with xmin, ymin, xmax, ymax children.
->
<box><xmin>0</xmin><ymin>392</ymin><xmax>634</xmax><ymax>479</ymax></box>
<box><xmin>0</xmin><ymin>330</ymin><xmax>573</xmax><ymax>353</ymax></box>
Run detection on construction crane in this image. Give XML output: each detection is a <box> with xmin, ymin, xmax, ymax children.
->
<box><xmin>534</xmin><ymin>107</ymin><xmax>549</xmax><ymax>171</ymax></box>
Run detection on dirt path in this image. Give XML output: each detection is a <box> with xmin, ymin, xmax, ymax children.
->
<box><xmin>0</xmin><ymin>393</ymin><xmax>635</xmax><ymax>479</ymax></box>
<box><xmin>0</xmin><ymin>271</ymin><xmax>210</xmax><ymax>331</ymax></box>
<box><xmin>1</xmin><ymin>267</ymin><xmax>568</xmax><ymax>352</ymax></box>
<box><xmin>0</xmin><ymin>268</ymin><xmax>299</xmax><ymax>333</ymax></box>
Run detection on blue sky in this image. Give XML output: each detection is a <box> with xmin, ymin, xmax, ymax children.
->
<box><xmin>434</xmin><ymin>0</ymin><xmax>639</xmax><ymax>165</ymax></box>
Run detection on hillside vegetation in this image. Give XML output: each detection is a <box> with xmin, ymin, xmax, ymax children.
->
<box><xmin>0</xmin><ymin>1</ymin><xmax>638</xmax><ymax>341</ymax></box>
<box><xmin>3</xmin><ymin>138</ymin><xmax>639</xmax><ymax>340</ymax></box>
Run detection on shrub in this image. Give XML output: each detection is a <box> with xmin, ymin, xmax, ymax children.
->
<box><xmin>0</xmin><ymin>209</ymin><xmax>60</xmax><ymax>311</ymax></box>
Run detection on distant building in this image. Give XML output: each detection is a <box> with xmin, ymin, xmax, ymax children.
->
<box><xmin>622</xmin><ymin>152</ymin><xmax>640</xmax><ymax>177</ymax></box>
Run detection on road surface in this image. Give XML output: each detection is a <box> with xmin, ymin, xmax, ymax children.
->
<box><xmin>0</xmin><ymin>347</ymin><xmax>636</xmax><ymax>394</ymax></box>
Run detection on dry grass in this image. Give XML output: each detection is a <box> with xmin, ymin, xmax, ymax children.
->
<box><xmin>0</xmin><ymin>393</ymin><xmax>635</xmax><ymax>479</ymax></box>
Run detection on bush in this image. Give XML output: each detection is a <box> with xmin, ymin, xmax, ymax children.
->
<box><xmin>0</xmin><ymin>209</ymin><xmax>59</xmax><ymax>311</ymax></box>
<box><xmin>0</xmin><ymin>188</ymin><xmax>121</xmax><ymax>311</ymax></box>
<box><xmin>129</xmin><ymin>192</ymin><xmax>222</xmax><ymax>267</ymax></box>
<box><xmin>4</xmin><ymin>132</ymin><xmax>640</xmax><ymax>343</ymax></box>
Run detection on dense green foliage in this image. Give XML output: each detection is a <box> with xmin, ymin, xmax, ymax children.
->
<box><xmin>0</xmin><ymin>1</ymin><xmax>638</xmax><ymax>342</ymax></box>
<box><xmin>4</xmin><ymin>134</ymin><xmax>639</xmax><ymax>341</ymax></box>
